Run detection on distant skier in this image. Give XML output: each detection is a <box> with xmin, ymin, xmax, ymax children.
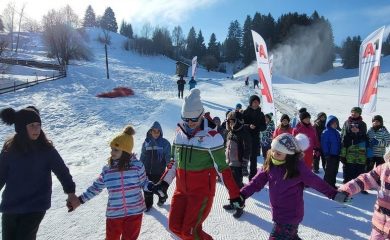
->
<box><xmin>188</xmin><ymin>77</ymin><xmax>197</xmax><ymax>90</ymax></box>
<box><xmin>245</xmin><ymin>76</ymin><xmax>249</xmax><ymax>86</ymax></box>
<box><xmin>177</xmin><ymin>76</ymin><xmax>186</xmax><ymax>99</ymax></box>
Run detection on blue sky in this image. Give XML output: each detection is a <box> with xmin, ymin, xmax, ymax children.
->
<box><xmin>1</xmin><ymin>0</ymin><xmax>389</xmax><ymax>45</ymax></box>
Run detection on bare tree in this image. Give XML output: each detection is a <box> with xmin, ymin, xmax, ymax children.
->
<box><xmin>2</xmin><ymin>2</ymin><xmax>16</xmax><ymax>51</ymax></box>
<box><xmin>22</xmin><ymin>18</ymin><xmax>41</xmax><ymax>32</ymax></box>
<box><xmin>15</xmin><ymin>3</ymin><xmax>25</xmax><ymax>52</ymax></box>
<box><xmin>140</xmin><ymin>22</ymin><xmax>152</xmax><ymax>39</ymax></box>
<box><xmin>42</xmin><ymin>7</ymin><xmax>92</xmax><ymax>65</ymax></box>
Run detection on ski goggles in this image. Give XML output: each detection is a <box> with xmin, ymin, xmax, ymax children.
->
<box><xmin>182</xmin><ymin>113</ymin><xmax>203</xmax><ymax>123</ymax></box>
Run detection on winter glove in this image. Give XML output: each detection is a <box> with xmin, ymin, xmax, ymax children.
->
<box><xmin>340</xmin><ymin>156</ymin><xmax>346</xmax><ymax>164</ymax></box>
<box><xmin>370</xmin><ymin>138</ymin><xmax>379</xmax><ymax>146</ymax></box>
<box><xmin>333</xmin><ymin>191</ymin><xmax>349</xmax><ymax>203</ymax></box>
<box><xmin>204</xmin><ymin>112</ymin><xmax>213</xmax><ymax>122</ymax></box>
<box><xmin>153</xmin><ymin>181</ymin><xmax>169</xmax><ymax>199</ymax></box>
<box><xmin>230</xmin><ymin>194</ymin><xmax>245</xmax><ymax>209</ymax></box>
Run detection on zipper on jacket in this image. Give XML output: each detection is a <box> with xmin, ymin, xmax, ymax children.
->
<box><xmin>120</xmin><ymin>171</ymin><xmax>128</xmax><ymax>216</ymax></box>
<box><xmin>189</xmin><ymin>145</ymin><xmax>193</xmax><ymax>163</ymax></box>
<box><xmin>150</xmin><ymin>146</ymin><xmax>154</xmax><ymax>175</ymax></box>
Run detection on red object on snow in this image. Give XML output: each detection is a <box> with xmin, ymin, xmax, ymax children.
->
<box><xmin>97</xmin><ymin>87</ymin><xmax>134</xmax><ymax>98</ymax></box>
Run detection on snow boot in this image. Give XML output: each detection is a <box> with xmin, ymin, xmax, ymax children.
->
<box><xmin>233</xmin><ymin>208</ymin><xmax>244</xmax><ymax>218</ymax></box>
<box><xmin>223</xmin><ymin>203</ymin><xmax>235</xmax><ymax>211</ymax></box>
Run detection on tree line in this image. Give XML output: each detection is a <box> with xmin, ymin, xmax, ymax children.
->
<box><xmin>1</xmin><ymin>4</ymin><xmax>389</xmax><ymax>75</ymax></box>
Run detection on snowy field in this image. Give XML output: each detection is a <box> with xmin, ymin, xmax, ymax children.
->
<box><xmin>0</xmin><ymin>29</ymin><xmax>389</xmax><ymax>239</ymax></box>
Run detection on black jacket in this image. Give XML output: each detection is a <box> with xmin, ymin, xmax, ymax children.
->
<box><xmin>243</xmin><ymin>106</ymin><xmax>266</xmax><ymax>135</ymax></box>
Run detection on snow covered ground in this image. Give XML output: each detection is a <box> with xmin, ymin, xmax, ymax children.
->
<box><xmin>0</xmin><ymin>29</ymin><xmax>389</xmax><ymax>239</ymax></box>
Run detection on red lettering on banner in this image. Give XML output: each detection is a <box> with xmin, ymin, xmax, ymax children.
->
<box><xmin>360</xmin><ymin>66</ymin><xmax>380</xmax><ymax>104</ymax></box>
<box><xmin>258</xmin><ymin>68</ymin><xmax>273</xmax><ymax>103</ymax></box>
<box><xmin>258</xmin><ymin>45</ymin><xmax>267</xmax><ymax>59</ymax></box>
<box><xmin>363</xmin><ymin>43</ymin><xmax>375</xmax><ymax>58</ymax></box>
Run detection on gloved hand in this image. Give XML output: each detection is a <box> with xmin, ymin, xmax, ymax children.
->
<box><xmin>204</xmin><ymin>112</ymin><xmax>213</xmax><ymax>121</ymax></box>
<box><xmin>152</xmin><ymin>181</ymin><xmax>169</xmax><ymax>199</ymax></box>
<box><xmin>370</xmin><ymin>138</ymin><xmax>379</xmax><ymax>146</ymax></box>
<box><xmin>230</xmin><ymin>194</ymin><xmax>245</xmax><ymax>209</ymax></box>
<box><xmin>333</xmin><ymin>191</ymin><xmax>349</xmax><ymax>203</ymax></box>
<box><xmin>340</xmin><ymin>157</ymin><xmax>346</xmax><ymax>164</ymax></box>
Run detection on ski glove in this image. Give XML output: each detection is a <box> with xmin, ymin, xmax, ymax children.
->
<box><xmin>314</xmin><ymin>149</ymin><xmax>321</xmax><ymax>158</ymax></box>
<box><xmin>333</xmin><ymin>191</ymin><xmax>349</xmax><ymax>203</ymax></box>
<box><xmin>230</xmin><ymin>194</ymin><xmax>245</xmax><ymax>209</ymax></box>
<box><xmin>153</xmin><ymin>181</ymin><xmax>169</xmax><ymax>199</ymax></box>
<box><xmin>340</xmin><ymin>157</ymin><xmax>346</xmax><ymax>164</ymax></box>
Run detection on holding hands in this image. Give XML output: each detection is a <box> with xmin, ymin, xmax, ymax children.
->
<box><xmin>66</xmin><ymin>193</ymin><xmax>81</xmax><ymax>212</ymax></box>
<box><xmin>334</xmin><ymin>191</ymin><xmax>349</xmax><ymax>203</ymax></box>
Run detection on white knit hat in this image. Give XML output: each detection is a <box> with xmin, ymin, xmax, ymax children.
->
<box><xmin>271</xmin><ymin>133</ymin><xmax>310</xmax><ymax>155</ymax></box>
<box><xmin>181</xmin><ymin>89</ymin><xmax>204</xmax><ymax>119</ymax></box>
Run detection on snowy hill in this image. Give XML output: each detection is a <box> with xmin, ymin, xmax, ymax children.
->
<box><xmin>1</xmin><ymin>29</ymin><xmax>389</xmax><ymax>239</ymax></box>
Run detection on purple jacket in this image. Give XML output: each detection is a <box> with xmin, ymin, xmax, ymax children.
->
<box><xmin>241</xmin><ymin>160</ymin><xmax>337</xmax><ymax>225</ymax></box>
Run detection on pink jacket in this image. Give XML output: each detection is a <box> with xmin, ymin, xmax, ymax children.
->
<box><xmin>339</xmin><ymin>162</ymin><xmax>390</xmax><ymax>236</ymax></box>
<box><xmin>293</xmin><ymin>122</ymin><xmax>319</xmax><ymax>169</ymax></box>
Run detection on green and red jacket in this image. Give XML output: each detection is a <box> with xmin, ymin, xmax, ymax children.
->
<box><xmin>161</xmin><ymin>124</ymin><xmax>239</xmax><ymax>198</ymax></box>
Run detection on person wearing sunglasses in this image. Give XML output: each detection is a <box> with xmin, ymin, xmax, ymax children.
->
<box><xmin>154</xmin><ymin>89</ymin><xmax>242</xmax><ymax>239</ymax></box>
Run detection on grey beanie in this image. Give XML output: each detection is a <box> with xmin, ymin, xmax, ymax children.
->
<box><xmin>181</xmin><ymin>89</ymin><xmax>204</xmax><ymax>118</ymax></box>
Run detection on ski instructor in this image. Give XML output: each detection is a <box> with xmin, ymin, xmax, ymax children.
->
<box><xmin>155</xmin><ymin>89</ymin><xmax>243</xmax><ymax>239</ymax></box>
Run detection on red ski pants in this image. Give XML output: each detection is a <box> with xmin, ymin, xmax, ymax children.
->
<box><xmin>106</xmin><ymin>214</ymin><xmax>142</xmax><ymax>240</ymax></box>
<box><xmin>169</xmin><ymin>192</ymin><xmax>214</xmax><ymax>240</ymax></box>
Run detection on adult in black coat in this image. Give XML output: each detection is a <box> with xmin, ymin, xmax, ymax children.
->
<box><xmin>177</xmin><ymin>76</ymin><xmax>186</xmax><ymax>99</ymax></box>
<box><xmin>243</xmin><ymin>95</ymin><xmax>266</xmax><ymax>180</ymax></box>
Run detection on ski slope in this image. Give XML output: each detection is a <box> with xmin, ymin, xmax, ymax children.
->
<box><xmin>1</xmin><ymin>29</ymin><xmax>389</xmax><ymax>239</ymax></box>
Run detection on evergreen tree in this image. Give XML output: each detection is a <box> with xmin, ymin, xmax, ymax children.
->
<box><xmin>223</xmin><ymin>20</ymin><xmax>242</xmax><ymax>62</ymax></box>
<box><xmin>186</xmin><ymin>27</ymin><xmax>197</xmax><ymax>58</ymax></box>
<box><xmin>207</xmin><ymin>33</ymin><xmax>220</xmax><ymax>60</ymax></box>
<box><xmin>341</xmin><ymin>35</ymin><xmax>361</xmax><ymax>69</ymax></box>
<box><xmin>119</xmin><ymin>20</ymin><xmax>133</xmax><ymax>38</ymax></box>
<box><xmin>100</xmin><ymin>7</ymin><xmax>118</xmax><ymax>32</ymax></box>
<box><xmin>152</xmin><ymin>27</ymin><xmax>173</xmax><ymax>57</ymax></box>
<box><xmin>196</xmin><ymin>30</ymin><xmax>206</xmax><ymax>59</ymax></box>
<box><xmin>241</xmin><ymin>15</ymin><xmax>254</xmax><ymax>66</ymax></box>
<box><xmin>383</xmin><ymin>34</ymin><xmax>390</xmax><ymax>57</ymax></box>
<box><xmin>83</xmin><ymin>5</ymin><xmax>96</xmax><ymax>27</ymax></box>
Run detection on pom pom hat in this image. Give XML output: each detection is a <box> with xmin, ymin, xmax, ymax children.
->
<box><xmin>181</xmin><ymin>89</ymin><xmax>204</xmax><ymax>119</ymax></box>
<box><xmin>271</xmin><ymin>133</ymin><xmax>310</xmax><ymax>155</ymax></box>
<box><xmin>110</xmin><ymin>125</ymin><xmax>135</xmax><ymax>154</ymax></box>
<box><xmin>0</xmin><ymin>107</ymin><xmax>41</xmax><ymax>135</ymax></box>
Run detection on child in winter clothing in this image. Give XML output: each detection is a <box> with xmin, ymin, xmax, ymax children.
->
<box><xmin>140</xmin><ymin>121</ymin><xmax>171</xmax><ymax>211</ymax></box>
<box><xmin>366</xmin><ymin>115</ymin><xmax>390</xmax><ymax>172</ymax></box>
<box><xmin>224</xmin><ymin>111</ymin><xmax>252</xmax><ymax>189</ymax></box>
<box><xmin>260</xmin><ymin>113</ymin><xmax>275</xmax><ymax>160</ymax></box>
<box><xmin>338</xmin><ymin>150</ymin><xmax>390</xmax><ymax>239</ymax></box>
<box><xmin>313</xmin><ymin>112</ymin><xmax>327</xmax><ymax>173</ymax></box>
<box><xmin>273</xmin><ymin>114</ymin><xmax>293</xmax><ymax>138</ymax></box>
<box><xmin>321</xmin><ymin>115</ymin><xmax>341</xmax><ymax>188</ymax></box>
<box><xmin>340</xmin><ymin>107</ymin><xmax>367</xmax><ymax>184</ymax></box>
<box><xmin>292</xmin><ymin>109</ymin><xmax>319</xmax><ymax>170</ymax></box>
<box><xmin>154</xmin><ymin>89</ymin><xmax>241</xmax><ymax>239</ymax></box>
<box><xmin>0</xmin><ymin>107</ymin><xmax>77</xmax><ymax>240</ymax></box>
<box><xmin>235</xmin><ymin>133</ymin><xmax>341</xmax><ymax>239</ymax></box>
<box><xmin>74</xmin><ymin>125</ymin><xmax>157</xmax><ymax>240</ymax></box>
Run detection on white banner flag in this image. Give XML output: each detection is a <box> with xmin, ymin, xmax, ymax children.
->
<box><xmin>269</xmin><ymin>54</ymin><xmax>274</xmax><ymax>77</ymax></box>
<box><xmin>358</xmin><ymin>26</ymin><xmax>385</xmax><ymax>114</ymax></box>
<box><xmin>191</xmin><ymin>56</ymin><xmax>198</xmax><ymax>78</ymax></box>
<box><xmin>251</xmin><ymin>30</ymin><xmax>275</xmax><ymax>116</ymax></box>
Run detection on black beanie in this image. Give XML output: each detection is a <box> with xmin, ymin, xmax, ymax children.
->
<box><xmin>265</xmin><ymin>113</ymin><xmax>273</xmax><ymax>121</ymax></box>
<box><xmin>298</xmin><ymin>108</ymin><xmax>307</xmax><ymax>114</ymax></box>
<box><xmin>249</xmin><ymin>95</ymin><xmax>261</xmax><ymax>106</ymax></box>
<box><xmin>280</xmin><ymin>114</ymin><xmax>290</xmax><ymax>122</ymax></box>
<box><xmin>0</xmin><ymin>107</ymin><xmax>41</xmax><ymax>135</ymax></box>
<box><xmin>317</xmin><ymin>112</ymin><xmax>326</xmax><ymax>120</ymax></box>
<box><xmin>372</xmin><ymin>115</ymin><xmax>383</xmax><ymax>126</ymax></box>
<box><xmin>351</xmin><ymin>107</ymin><xmax>362</xmax><ymax>115</ymax></box>
<box><xmin>299</xmin><ymin>110</ymin><xmax>311</xmax><ymax>121</ymax></box>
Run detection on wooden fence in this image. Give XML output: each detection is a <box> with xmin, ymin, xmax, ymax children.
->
<box><xmin>0</xmin><ymin>58</ymin><xmax>66</xmax><ymax>94</ymax></box>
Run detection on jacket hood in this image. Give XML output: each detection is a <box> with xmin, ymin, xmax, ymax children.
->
<box><xmin>325</xmin><ymin>115</ymin><xmax>341</xmax><ymax>130</ymax></box>
<box><xmin>147</xmin><ymin>121</ymin><xmax>163</xmax><ymax>138</ymax></box>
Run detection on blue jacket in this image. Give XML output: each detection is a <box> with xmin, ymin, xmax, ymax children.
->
<box><xmin>321</xmin><ymin>115</ymin><xmax>341</xmax><ymax>156</ymax></box>
<box><xmin>140</xmin><ymin>121</ymin><xmax>171</xmax><ymax>176</ymax></box>
<box><xmin>189</xmin><ymin>79</ymin><xmax>197</xmax><ymax>89</ymax></box>
<box><xmin>0</xmin><ymin>147</ymin><xmax>75</xmax><ymax>214</ymax></box>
